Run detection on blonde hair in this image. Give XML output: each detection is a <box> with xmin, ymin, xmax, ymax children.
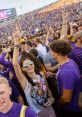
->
<box><xmin>0</xmin><ymin>77</ymin><xmax>9</xmax><ymax>87</ymax></box>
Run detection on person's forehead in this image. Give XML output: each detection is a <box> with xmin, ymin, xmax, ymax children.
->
<box><xmin>0</xmin><ymin>84</ymin><xmax>9</xmax><ymax>91</ymax></box>
<box><xmin>0</xmin><ymin>64</ymin><xmax>4</xmax><ymax>66</ymax></box>
<box><xmin>23</xmin><ymin>59</ymin><xmax>32</xmax><ymax>64</ymax></box>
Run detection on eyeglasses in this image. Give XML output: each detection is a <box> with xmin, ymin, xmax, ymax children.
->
<box><xmin>23</xmin><ymin>61</ymin><xmax>34</xmax><ymax>68</ymax></box>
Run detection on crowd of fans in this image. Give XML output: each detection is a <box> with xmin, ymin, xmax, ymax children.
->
<box><xmin>0</xmin><ymin>1</ymin><xmax>82</xmax><ymax>117</ymax></box>
<box><xmin>0</xmin><ymin>2</ymin><xmax>82</xmax><ymax>42</ymax></box>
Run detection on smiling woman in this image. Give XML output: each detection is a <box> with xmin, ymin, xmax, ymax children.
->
<box><xmin>13</xmin><ymin>28</ymin><xmax>56</xmax><ymax>116</ymax></box>
<box><xmin>23</xmin><ymin>59</ymin><xmax>35</xmax><ymax>74</ymax></box>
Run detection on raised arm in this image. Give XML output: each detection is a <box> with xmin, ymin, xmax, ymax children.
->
<box><xmin>45</xmin><ymin>26</ymin><xmax>54</xmax><ymax>45</ymax></box>
<box><xmin>60</xmin><ymin>10</ymin><xmax>68</xmax><ymax>40</ymax></box>
<box><xmin>45</xmin><ymin>29</ymin><xmax>50</xmax><ymax>46</ymax></box>
<box><xmin>13</xmin><ymin>27</ymin><xmax>27</xmax><ymax>90</ymax></box>
<box><xmin>69</xmin><ymin>22</ymin><xmax>74</xmax><ymax>36</ymax></box>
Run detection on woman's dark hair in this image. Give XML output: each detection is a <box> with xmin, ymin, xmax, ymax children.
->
<box><xmin>19</xmin><ymin>51</ymin><xmax>42</xmax><ymax>72</ymax></box>
<box><xmin>19</xmin><ymin>51</ymin><xmax>43</xmax><ymax>85</ymax></box>
<box><xmin>22</xmin><ymin>71</ymin><xmax>36</xmax><ymax>86</ymax></box>
<box><xmin>8</xmin><ymin>47</ymin><xmax>14</xmax><ymax>59</ymax></box>
<box><xmin>50</xmin><ymin>40</ymin><xmax>72</xmax><ymax>56</ymax></box>
<box><xmin>29</xmin><ymin>49</ymin><xmax>38</xmax><ymax>57</ymax></box>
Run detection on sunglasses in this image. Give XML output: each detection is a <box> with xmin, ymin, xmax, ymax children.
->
<box><xmin>23</xmin><ymin>61</ymin><xmax>34</xmax><ymax>68</ymax></box>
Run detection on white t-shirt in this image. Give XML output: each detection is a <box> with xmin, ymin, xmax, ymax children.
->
<box><xmin>36</xmin><ymin>44</ymin><xmax>47</xmax><ymax>58</ymax></box>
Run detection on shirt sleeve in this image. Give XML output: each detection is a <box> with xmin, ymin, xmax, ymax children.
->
<box><xmin>60</xmin><ymin>70</ymin><xmax>75</xmax><ymax>90</ymax></box>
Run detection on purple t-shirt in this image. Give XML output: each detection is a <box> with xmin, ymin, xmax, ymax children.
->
<box><xmin>0</xmin><ymin>52</ymin><xmax>20</xmax><ymax>88</ymax></box>
<box><xmin>56</xmin><ymin>59</ymin><xmax>81</xmax><ymax>111</ymax></box>
<box><xmin>0</xmin><ymin>102</ymin><xmax>37</xmax><ymax>117</ymax></box>
<box><xmin>69</xmin><ymin>44</ymin><xmax>82</xmax><ymax>76</ymax></box>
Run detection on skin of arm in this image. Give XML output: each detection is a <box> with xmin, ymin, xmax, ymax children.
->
<box><xmin>58</xmin><ymin>70</ymin><xmax>74</xmax><ymax>106</ymax></box>
<box><xmin>60</xmin><ymin>11</ymin><xmax>68</xmax><ymax>40</ymax></box>
<box><xmin>78</xmin><ymin>92</ymin><xmax>82</xmax><ymax>109</ymax></box>
<box><xmin>13</xmin><ymin>29</ymin><xmax>28</xmax><ymax>90</ymax></box>
<box><xmin>44</xmin><ymin>63</ymin><xmax>59</xmax><ymax>72</ymax></box>
<box><xmin>45</xmin><ymin>29</ymin><xmax>49</xmax><ymax>46</ymax></box>
<box><xmin>60</xmin><ymin>89</ymin><xmax>73</xmax><ymax>105</ymax></box>
<box><xmin>69</xmin><ymin>22</ymin><xmax>74</xmax><ymax>36</ymax></box>
<box><xmin>45</xmin><ymin>26</ymin><xmax>54</xmax><ymax>46</ymax></box>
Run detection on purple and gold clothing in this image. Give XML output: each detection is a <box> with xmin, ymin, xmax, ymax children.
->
<box><xmin>0</xmin><ymin>102</ymin><xmax>37</xmax><ymax>117</ymax></box>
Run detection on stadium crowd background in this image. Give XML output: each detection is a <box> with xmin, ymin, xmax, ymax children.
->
<box><xmin>0</xmin><ymin>0</ymin><xmax>82</xmax><ymax>117</ymax></box>
<box><xmin>0</xmin><ymin>0</ymin><xmax>82</xmax><ymax>44</ymax></box>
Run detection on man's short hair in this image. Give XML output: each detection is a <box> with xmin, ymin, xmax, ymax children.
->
<box><xmin>50</xmin><ymin>40</ymin><xmax>71</xmax><ymax>56</ymax></box>
<box><xmin>0</xmin><ymin>77</ymin><xmax>9</xmax><ymax>87</ymax></box>
<box><xmin>26</xmin><ymin>41</ymin><xmax>33</xmax><ymax>47</ymax></box>
<box><xmin>34</xmin><ymin>37</ymin><xmax>41</xmax><ymax>43</ymax></box>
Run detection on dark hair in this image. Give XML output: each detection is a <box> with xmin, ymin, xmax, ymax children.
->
<box><xmin>34</xmin><ymin>37</ymin><xmax>42</xmax><ymax>44</ymax></box>
<box><xmin>50</xmin><ymin>40</ymin><xmax>72</xmax><ymax>56</ymax></box>
<box><xmin>8</xmin><ymin>47</ymin><xmax>14</xmax><ymax>59</ymax></box>
<box><xmin>22</xmin><ymin>71</ymin><xmax>36</xmax><ymax>86</ymax></box>
<box><xmin>29</xmin><ymin>49</ymin><xmax>38</xmax><ymax>57</ymax></box>
<box><xmin>22</xmin><ymin>71</ymin><xmax>43</xmax><ymax>86</ymax></box>
<box><xmin>19</xmin><ymin>51</ymin><xmax>43</xmax><ymax>72</ymax></box>
<box><xmin>19</xmin><ymin>51</ymin><xmax>43</xmax><ymax>86</ymax></box>
<box><xmin>26</xmin><ymin>41</ymin><xmax>33</xmax><ymax>47</ymax></box>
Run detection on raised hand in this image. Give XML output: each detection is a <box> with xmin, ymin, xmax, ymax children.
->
<box><xmin>12</xmin><ymin>22</ymin><xmax>21</xmax><ymax>45</ymax></box>
<box><xmin>62</xmin><ymin>10</ymin><xmax>68</xmax><ymax>22</ymax></box>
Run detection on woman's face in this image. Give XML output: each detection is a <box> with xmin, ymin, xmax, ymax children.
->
<box><xmin>23</xmin><ymin>59</ymin><xmax>35</xmax><ymax>74</ymax></box>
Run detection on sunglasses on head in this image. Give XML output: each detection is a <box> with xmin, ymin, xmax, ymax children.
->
<box><xmin>23</xmin><ymin>61</ymin><xmax>34</xmax><ymax>68</ymax></box>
